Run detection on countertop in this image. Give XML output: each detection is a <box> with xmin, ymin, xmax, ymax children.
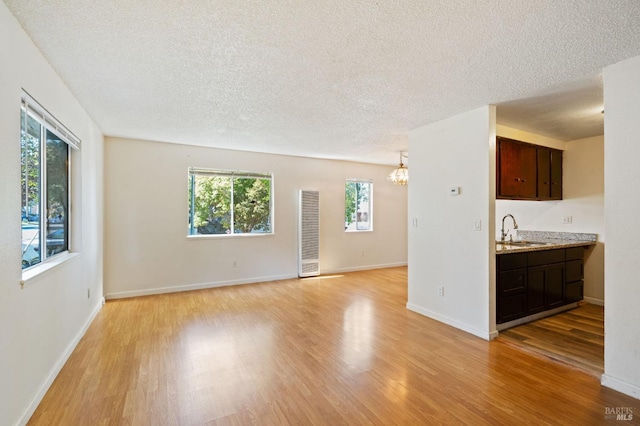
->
<box><xmin>496</xmin><ymin>239</ymin><xmax>596</xmax><ymax>254</ymax></box>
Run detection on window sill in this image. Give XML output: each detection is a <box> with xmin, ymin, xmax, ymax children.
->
<box><xmin>187</xmin><ymin>233</ymin><xmax>275</xmax><ymax>240</ymax></box>
<box><xmin>20</xmin><ymin>251</ymin><xmax>80</xmax><ymax>287</ymax></box>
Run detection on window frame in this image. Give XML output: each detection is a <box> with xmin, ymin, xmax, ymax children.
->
<box><xmin>187</xmin><ymin>167</ymin><xmax>274</xmax><ymax>238</ymax></box>
<box><xmin>20</xmin><ymin>91</ymin><xmax>80</xmax><ymax>275</ymax></box>
<box><xmin>344</xmin><ymin>179</ymin><xmax>373</xmax><ymax>232</ymax></box>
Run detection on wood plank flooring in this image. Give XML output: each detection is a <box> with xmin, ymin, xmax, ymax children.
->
<box><xmin>498</xmin><ymin>303</ymin><xmax>604</xmax><ymax>376</ymax></box>
<box><xmin>29</xmin><ymin>268</ymin><xmax>637</xmax><ymax>425</ymax></box>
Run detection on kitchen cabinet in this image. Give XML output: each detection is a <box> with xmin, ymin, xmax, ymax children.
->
<box><xmin>497</xmin><ymin>137</ymin><xmax>537</xmax><ymax>199</ymax></box>
<box><xmin>565</xmin><ymin>247</ymin><xmax>584</xmax><ymax>303</ymax></box>
<box><xmin>527</xmin><ymin>263</ymin><xmax>565</xmax><ymax>313</ymax></box>
<box><xmin>497</xmin><ymin>266</ymin><xmax>528</xmax><ymax>323</ymax></box>
<box><xmin>496</xmin><ymin>137</ymin><xmax>563</xmax><ymax>201</ymax></box>
<box><xmin>497</xmin><ymin>247</ymin><xmax>585</xmax><ymax>324</ymax></box>
<box><xmin>537</xmin><ymin>147</ymin><xmax>563</xmax><ymax>200</ymax></box>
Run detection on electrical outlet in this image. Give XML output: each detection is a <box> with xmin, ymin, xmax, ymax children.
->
<box><xmin>562</xmin><ymin>216</ymin><xmax>573</xmax><ymax>224</ymax></box>
<box><xmin>412</xmin><ymin>218</ymin><xmax>418</xmax><ymax>228</ymax></box>
<box><xmin>473</xmin><ymin>220</ymin><xmax>481</xmax><ymax>231</ymax></box>
<box><xmin>437</xmin><ymin>286</ymin><xmax>445</xmax><ymax>297</ymax></box>
<box><xmin>232</xmin><ymin>260</ymin><xmax>238</xmax><ymax>268</ymax></box>
<box><xmin>87</xmin><ymin>288</ymin><xmax>90</xmax><ymax>299</ymax></box>
<box><xmin>361</xmin><ymin>250</ymin><xmax>365</xmax><ymax>257</ymax></box>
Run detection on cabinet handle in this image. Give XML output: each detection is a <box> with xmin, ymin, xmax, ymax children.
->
<box><xmin>543</xmin><ymin>181</ymin><xmax>548</xmax><ymax>184</ymax></box>
<box><xmin>551</xmin><ymin>182</ymin><xmax>556</xmax><ymax>185</ymax></box>
<box><xmin>515</xmin><ymin>178</ymin><xmax>520</xmax><ymax>182</ymax></box>
<box><xmin>522</xmin><ymin>179</ymin><xmax>526</xmax><ymax>182</ymax></box>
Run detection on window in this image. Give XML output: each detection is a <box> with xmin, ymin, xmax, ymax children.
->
<box><xmin>21</xmin><ymin>92</ymin><xmax>80</xmax><ymax>270</ymax></box>
<box><xmin>345</xmin><ymin>180</ymin><xmax>372</xmax><ymax>231</ymax></box>
<box><xmin>188</xmin><ymin>168</ymin><xmax>273</xmax><ymax>236</ymax></box>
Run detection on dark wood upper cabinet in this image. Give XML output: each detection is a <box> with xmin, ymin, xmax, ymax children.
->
<box><xmin>550</xmin><ymin>149</ymin><xmax>563</xmax><ymax>199</ymax></box>
<box><xmin>497</xmin><ymin>137</ymin><xmax>563</xmax><ymax>201</ymax></box>
<box><xmin>537</xmin><ymin>147</ymin><xmax>563</xmax><ymax>200</ymax></box>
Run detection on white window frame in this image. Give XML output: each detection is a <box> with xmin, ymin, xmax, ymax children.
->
<box><xmin>345</xmin><ymin>179</ymin><xmax>373</xmax><ymax>232</ymax></box>
<box><xmin>20</xmin><ymin>90</ymin><xmax>80</xmax><ymax>281</ymax></box>
<box><xmin>187</xmin><ymin>167</ymin><xmax>274</xmax><ymax>237</ymax></box>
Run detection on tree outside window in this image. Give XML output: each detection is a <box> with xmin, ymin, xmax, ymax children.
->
<box><xmin>345</xmin><ymin>180</ymin><xmax>372</xmax><ymax>231</ymax></box>
<box><xmin>21</xmin><ymin>93</ymin><xmax>76</xmax><ymax>270</ymax></box>
<box><xmin>188</xmin><ymin>169</ymin><xmax>273</xmax><ymax>235</ymax></box>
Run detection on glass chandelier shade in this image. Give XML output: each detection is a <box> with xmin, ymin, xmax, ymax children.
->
<box><xmin>387</xmin><ymin>152</ymin><xmax>409</xmax><ymax>185</ymax></box>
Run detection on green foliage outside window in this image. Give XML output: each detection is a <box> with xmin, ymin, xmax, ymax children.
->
<box><xmin>345</xmin><ymin>181</ymin><xmax>371</xmax><ymax>230</ymax></box>
<box><xmin>188</xmin><ymin>172</ymin><xmax>272</xmax><ymax>235</ymax></box>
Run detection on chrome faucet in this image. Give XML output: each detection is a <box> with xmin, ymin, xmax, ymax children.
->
<box><xmin>501</xmin><ymin>214</ymin><xmax>518</xmax><ymax>242</ymax></box>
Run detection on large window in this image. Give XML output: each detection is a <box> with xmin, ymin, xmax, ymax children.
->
<box><xmin>21</xmin><ymin>92</ymin><xmax>80</xmax><ymax>270</ymax></box>
<box><xmin>188</xmin><ymin>168</ymin><xmax>273</xmax><ymax>236</ymax></box>
<box><xmin>345</xmin><ymin>180</ymin><xmax>372</xmax><ymax>232</ymax></box>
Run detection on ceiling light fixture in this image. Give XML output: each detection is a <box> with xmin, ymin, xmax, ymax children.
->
<box><xmin>387</xmin><ymin>151</ymin><xmax>409</xmax><ymax>186</ymax></box>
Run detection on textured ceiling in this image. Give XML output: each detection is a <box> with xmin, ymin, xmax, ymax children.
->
<box><xmin>497</xmin><ymin>75</ymin><xmax>604</xmax><ymax>141</ymax></box>
<box><xmin>4</xmin><ymin>1</ymin><xmax>640</xmax><ymax>164</ymax></box>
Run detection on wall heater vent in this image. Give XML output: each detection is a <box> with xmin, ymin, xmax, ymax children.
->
<box><xmin>298</xmin><ymin>190</ymin><xmax>320</xmax><ymax>277</ymax></box>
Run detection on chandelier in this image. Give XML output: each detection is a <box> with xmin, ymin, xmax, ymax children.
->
<box><xmin>387</xmin><ymin>151</ymin><xmax>408</xmax><ymax>186</ymax></box>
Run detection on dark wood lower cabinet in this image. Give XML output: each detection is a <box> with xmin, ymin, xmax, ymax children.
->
<box><xmin>545</xmin><ymin>263</ymin><xmax>565</xmax><ymax>309</ymax></box>
<box><xmin>498</xmin><ymin>294</ymin><xmax>527</xmax><ymax>323</ymax></box>
<box><xmin>565</xmin><ymin>281</ymin><xmax>584</xmax><ymax>303</ymax></box>
<box><xmin>497</xmin><ymin>247</ymin><xmax>585</xmax><ymax>324</ymax></box>
<box><xmin>527</xmin><ymin>266</ymin><xmax>546</xmax><ymax>314</ymax></box>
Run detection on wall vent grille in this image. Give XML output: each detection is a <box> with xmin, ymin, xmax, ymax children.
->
<box><xmin>298</xmin><ymin>190</ymin><xmax>320</xmax><ymax>277</ymax></box>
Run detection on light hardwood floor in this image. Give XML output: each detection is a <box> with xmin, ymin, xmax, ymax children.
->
<box><xmin>498</xmin><ymin>303</ymin><xmax>604</xmax><ymax>376</ymax></box>
<box><xmin>29</xmin><ymin>268</ymin><xmax>637</xmax><ymax>425</ymax></box>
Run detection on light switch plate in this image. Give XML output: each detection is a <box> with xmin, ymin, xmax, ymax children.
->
<box><xmin>449</xmin><ymin>186</ymin><xmax>460</xmax><ymax>195</ymax></box>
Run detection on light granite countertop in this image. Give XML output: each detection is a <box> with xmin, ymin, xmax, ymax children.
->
<box><xmin>495</xmin><ymin>230</ymin><xmax>597</xmax><ymax>255</ymax></box>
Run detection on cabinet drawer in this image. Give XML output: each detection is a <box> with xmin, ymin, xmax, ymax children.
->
<box><xmin>566</xmin><ymin>259</ymin><xmax>584</xmax><ymax>282</ymax></box>
<box><xmin>498</xmin><ymin>268</ymin><xmax>527</xmax><ymax>296</ymax></box>
<box><xmin>565</xmin><ymin>280</ymin><xmax>583</xmax><ymax>303</ymax></box>
<box><xmin>528</xmin><ymin>249</ymin><xmax>565</xmax><ymax>267</ymax></box>
<box><xmin>566</xmin><ymin>247</ymin><xmax>584</xmax><ymax>261</ymax></box>
<box><xmin>498</xmin><ymin>294</ymin><xmax>527</xmax><ymax>324</ymax></box>
<box><xmin>498</xmin><ymin>252</ymin><xmax>528</xmax><ymax>271</ymax></box>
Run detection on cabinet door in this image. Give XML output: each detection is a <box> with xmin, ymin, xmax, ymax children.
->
<box><xmin>566</xmin><ymin>260</ymin><xmax>584</xmax><ymax>283</ymax></box>
<box><xmin>498</xmin><ymin>268</ymin><xmax>527</xmax><ymax>297</ymax></box>
<box><xmin>565</xmin><ymin>281</ymin><xmax>583</xmax><ymax>303</ymax></box>
<box><xmin>537</xmin><ymin>148</ymin><xmax>551</xmax><ymax>199</ymax></box>
<box><xmin>550</xmin><ymin>149</ymin><xmax>563</xmax><ymax>199</ymax></box>
<box><xmin>537</xmin><ymin>148</ymin><xmax>563</xmax><ymax>200</ymax></box>
<box><xmin>498</xmin><ymin>139</ymin><xmax>537</xmax><ymax>198</ymax></box>
<box><xmin>545</xmin><ymin>263</ymin><xmax>565</xmax><ymax>309</ymax></box>
<box><xmin>498</xmin><ymin>294</ymin><xmax>527</xmax><ymax>323</ymax></box>
<box><xmin>527</xmin><ymin>267</ymin><xmax>546</xmax><ymax>314</ymax></box>
<box><xmin>528</xmin><ymin>263</ymin><xmax>565</xmax><ymax>312</ymax></box>
<box><xmin>518</xmin><ymin>144</ymin><xmax>537</xmax><ymax>198</ymax></box>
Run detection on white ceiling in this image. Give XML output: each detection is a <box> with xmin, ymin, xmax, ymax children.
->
<box><xmin>5</xmin><ymin>1</ymin><xmax>640</xmax><ymax>164</ymax></box>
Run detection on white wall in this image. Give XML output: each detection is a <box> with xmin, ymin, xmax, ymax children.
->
<box><xmin>602</xmin><ymin>54</ymin><xmax>640</xmax><ymax>399</ymax></box>
<box><xmin>103</xmin><ymin>137</ymin><xmax>407</xmax><ymax>298</ymax></box>
<box><xmin>495</xmin><ymin>126</ymin><xmax>605</xmax><ymax>304</ymax></box>
<box><xmin>407</xmin><ymin>106</ymin><xmax>496</xmax><ymax>340</ymax></box>
<box><xmin>0</xmin><ymin>3</ymin><xmax>104</xmax><ymax>426</ymax></box>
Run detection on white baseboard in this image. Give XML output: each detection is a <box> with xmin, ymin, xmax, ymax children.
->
<box><xmin>16</xmin><ymin>300</ymin><xmax>103</xmax><ymax>426</ymax></box>
<box><xmin>323</xmin><ymin>262</ymin><xmax>407</xmax><ymax>274</ymax></box>
<box><xmin>601</xmin><ymin>374</ymin><xmax>640</xmax><ymax>400</ymax></box>
<box><xmin>584</xmin><ymin>296</ymin><xmax>604</xmax><ymax>306</ymax></box>
<box><xmin>105</xmin><ymin>263</ymin><xmax>408</xmax><ymax>300</ymax></box>
<box><xmin>406</xmin><ymin>303</ymin><xmax>492</xmax><ymax>341</ymax></box>
<box><xmin>105</xmin><ymin>274</ymin><xmax>297</xmax><ymax>300</ymax></box>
